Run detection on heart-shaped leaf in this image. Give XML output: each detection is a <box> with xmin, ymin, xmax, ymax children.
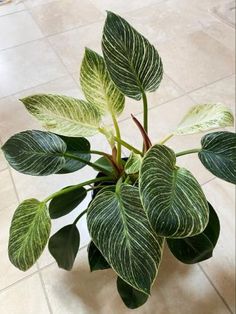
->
<box><xmin>175</xmin><ymin>103</ymin><xmax>234</xmax><ymax>135</ymax></box>
<box><xmin>87</xmin><ymin>241</ymin><xmax>110</xmax><ymax>272</ymax></box>
<box><xmin>49</xmin><ymin>187</ymin><xmax>87</xmax><ymax>219</ymax></box>
<box><xmin>48</xmin><ymin>224</ymin><xmax>80</xmax><ymax>270</ymax></box>
<box><xmin>140</xmin><ymin>144</ymin><xmax>209</xmax><ymax>238</ymax></box>
<box><xmin>87</xmin><ymin>184</ymin><xmax>164</xmax><ymax>294</ymax></box>
<box><xmin>199</xmin><ymin>131</ymin><xmax>236</xmax><ymax>184</ymax></box>
<box><xmin>102</xmin><ymin>11</ymin><xmax>163</xmax><ymax>100</ymax></box>
<box><xmin>167</xmin><ymin>202</ymin><xmax>220</xmax><ymax>264</ymax></box>
<box><xmin>125</xmin><ymin>152</ymin><xmax>142</xmax><ymax>174</ymax></box>
<box><xmin>57</xmin><ymin>136</ymin><xmax>91</xmax><ymax>174</ymax></box>
<box><xmin>20</xmin><ymin>94</ymin><xmax>102</xmax><ymax>137</ymax></box>
<box><xmin>2</xmin><ymin>130</ymin><xmax>66</xmax><ymax>176</ymax></box>
<box><xmin>80</xmin><ymin>48</ymin><xmax>125</xmax><ymax>116</ymax></box>
<box><xmin>8</xmin><ymin>199</ymin><xmax>51</xmax><ymax>271</ymax></box>
<box><xmin>117</xmin><ymin>277</ymin><xmax>149</xmax><ymax>309</ymax></box>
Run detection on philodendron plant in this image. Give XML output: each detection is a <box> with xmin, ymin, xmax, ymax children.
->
<box><xmin>2</xmin><ymin>11</ymin><xmax>235</xmax><ymax>309</ymax></box>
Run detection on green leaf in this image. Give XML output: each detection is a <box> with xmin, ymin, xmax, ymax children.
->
<box><xmin>199</xmin><ymin>131</ymin><xmax>236</xmax><ymax>184</ymax></box>
<box><xmin>125</xmin><ymin>152</ymin><xmax>142</xmax><ymax>174</ymax></box>
<box><xmin>167</xmin><ymin>202</ymin><xmax>220</xmax><ymax>264</ymax></box>
<box><xmin>175</xmin><ymin>103</ymin><xmax>234</xmax><ymax>135</ymax></box>
<box><xmin>102</xmin><ymin>11</ymin><xmax>163</xmax><ymax>100</ymax></box>
<box><xmin>20</xmin><ymin>94</ymin><xmax>102</xmax><ymax>137</ymax></box>
<box><xmin>49</xmin><ymin>187</ymin><xmax>87</xmax><ymax>219</ymax></box>
<box><xmin>48</xmin><ymin>224</ymin><xmax>80</xmax><ymax>270</ymax></box>
<box><xmin>87</xmin><ymin>184</ymin><xmax>164</xmax><ymax>294</ymax></box>
<box><xmin>2</xmin><ymin>130</ymin><xmax>66</xmax><ymax>176</ymax></box>
<box><xmin>57</xmin><ymin>136</ymin><xmax>91</xmax><ymax>174</ymax></box>
<box><xmin>94</xmin><ymin>156</ymin><xmax>114</xmax><ymax>174</ymax></box>
<box><xmin>80</xmin><ymin>48</ymin><xmax>125</xmax><ymax>116</ymax></box>
<box><xmin>117</xmin><ymin>277</ymin><xmax>149</xmax><ymax>309</ymax></box>
<box><xmin>8</xmin><ymin>199</ymin><xmax>51</xmax><ymax>271</ymax></box>
<box><xmin>87</xmin><ymin>241</ymin><xmax>110</xmax><ymax>271</ymax></box>
<box><xmin>140</xmin><ymin>144</ymin><xmax>209</xmax><ymax>238</ymax></box>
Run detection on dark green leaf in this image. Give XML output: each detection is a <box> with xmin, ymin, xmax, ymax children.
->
<box><xmin>94</xmin><ymin>156</ymin><xmax>114</xmax><ymax>174</ymax></box>
<box><xmin>87</xmin><ymin>183</ymin><xmax>164</xmax><ymax>294</ymax></box>
<box><xmin>117</xmin><ymin>277</ymin><xmax>149</xmax><ymax>309</ymax></box>
<box><xmin>49</xmin><ymin>187</ymin><xmax>87</xmax><ymax>219</ymax></box>
<box><xmin>57</xmin><ymin>136</ymin><xmax>91</xmax><ymax>174</ymax></box>
<box><xmin>102</xmin><ymin>11</ymin><xmax>163</xmax><ymax>100</ymax></box>
<box><xmin>2</xmin><ymin>130</ymin><xmax>66</xmax><ymax>176</ymax></box>
<box><xmin>140</xmin><ymin>144</ymin><xmax>209</xmax><ymax>238</ymax></box>
<box><xmin>48</xmin><ymin>224</ymin><xmax>80</xmax><ymax>270</ymax></box>
<box><xmin>167</xmin><ymin>203</ymin><xmax>220</xmax><ymax>264</ymax></box>
<box><xmin>8</xmin><ymin>199</ymin><xmax>51</xmax><ymax>271</ymax></box>
<box><xmin>199</xmin><ymin>131</ymin><xmax>236</xmax><ymax>184</ymax></box>
<box><xmin>88</xmin><ymin>241</ymin><xmax>110</xmax><ymax>271</ymax></box>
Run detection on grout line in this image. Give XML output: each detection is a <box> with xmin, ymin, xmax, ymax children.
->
<box><xmin>0</xmin><ymin>269</ymin><xmax>39</xmax><ymax>294</ymax></box>
<box><xmin>37</xmin><ymin>265</ymin><xmax>53</xmax><ymax>314</ymax></box>
<box><xmin>197</xmin><ymin>264</ymin><xmax>233</xmax><ymax>314</ymax></box>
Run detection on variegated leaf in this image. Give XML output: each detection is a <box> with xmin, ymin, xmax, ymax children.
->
<box><xmin>87</xmin><ymin>184</ymin><xmax>164</xmax><ymax>294</ymax></box>
<box><xmin>139</xmin><ymin>145</ymin><xmax>209</xmax><ymax>238</ymax></box>
<box><xmin>199</xmin><ymin>131</ymin><xmax>236</xmax><ymax>184</ymax></box>
<box><xmin>80</xmin><ymin>48</ymin><xmax>125</xmax><ymax>116</ymax></box>
<box><xmin>8</xmin><ymin>199</ymin><xmax>51</xmax><ymax>271</ymax></box>
<box><xmin>174</xmin><ymin>103</ymin><xmax>234</xmax><ymax>135</ymax></box>
<box><xmin>2</xmin><ymin>130</ymin><xmax>66</xmax><ymax>176</ymax></box>
<box><xmin>102</xmin><ymin>11</ymin><xmax>163</xmax><ymax>100</ymax></box>
<box><xmin>125</xmin><ymin>152</ymin><xmax>142</xmax><ymax>174</ymax></box>
<box><xmin>20</xmin><ymin>94</ymin><xmax>102</xmax><ymax>137</ymax></box>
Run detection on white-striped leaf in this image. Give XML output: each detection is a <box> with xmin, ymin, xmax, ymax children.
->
<box><xmin>80</xmin><ymin>48</ymin><xmax>125</xmax><ymax>116</ymax></box>
<box><xmin>20</xmin><ymin>94</ymin><xmax>102</xmax><ymax>137</ymax></box>
<box><xmin>102</xmin><ymin>11</ymin><xmax>163</xmax><ymax>100</ymax></box>
<box><xmin>125</xmin><ymin>152</ymin><xmax>142</xmax><ymax>174</ymax></box>
<box><xmin>139</xmin><ymin>145</ymin><xmax>209</xmax><ymax>238</ymax></box>
<box><xmin>8</xmin><ymin>199</ymin><xmax>51</xmax><ymax>271</ymax></box>
<box><xmin>199</xmin><ymin>131</ymin><xmax>236</xmax><ymax>184</ymax></box>
<box><xmin>87</xmin><ymin>184</ymin><xmax>164</xmax><ymax>294</ymax></box>
<box><xmin>174</xmin><ymin>103</ymin><xmax>234</xmax><ymax>135</ymax></box>
<box><xmin>2</xmin><ymin>130</ymin><xmax>66</xmax><ymax>176</ymax></box>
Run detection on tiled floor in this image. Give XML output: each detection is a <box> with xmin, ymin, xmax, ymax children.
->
<box><xmin>0</xmin><ymin>0</ymin><xmax>235</xmax><ymax>313</ymax></box>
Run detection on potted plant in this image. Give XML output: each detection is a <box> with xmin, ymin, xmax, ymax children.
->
<box><xmin>2</xmin><ymin>11</ymin><xmax>235</xmax><ymax>309</ymax></box>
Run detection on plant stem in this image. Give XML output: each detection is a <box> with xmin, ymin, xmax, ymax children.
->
<box><xmin>176</xmin><ymin>148</ymin><xmax>201</xmax><ymax>157</ymax></box>
<box><xmin>111</xmin><ymin>113</ymin><xmax>122</xmax><ymax>165</ymax></box>
<box><xmin>142</xmin><ymin>91</ymin><xmax>148</xmax><ymax>133</ymax></box>
<box><xmin>113</xmin><ymin>137</ymin><xmax>143</xmax><ymax>155</ymax></box>
<box><xmin>43</xmin><ymin>176</ymin><xmax>113</xmax><ymax>203</ymax></box>
<box><xmin>73</xmin><ymin>209</ymin><xmax>87</xmax><ymax>225</ymax></box>
<box><xmin>64</xmin><ymin>153</ymin><xmax>111</xmax><ymax>175</ymax></box>
<box><xmin>159</xmin><ymin>133</ymin><xmax>174</xmax><ymax>145</ymax></box>
<box><xmin>89</xmin><ymin>150</ymin><xmax>106</xmax><ymax>156</ymax></box>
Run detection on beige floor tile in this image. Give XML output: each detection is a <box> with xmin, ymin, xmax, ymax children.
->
<box><xmin>0</xmin><ymin>149</ymin><xmax>7</xmax><ymax>172</ymax></box>
<box><xmin>90</xmin><ymin>0</ymin><xmax>166</xmax><ymax>14</ymax></box>
<box><xmin>0</xmin><ymin>169</ymin><xmax>18</xmax><ymax>211</ymax></box>
<box><xmin>201</xmin><ymin>178</ymin><xmax>235</xmax><ymax>312</ymax></box>
<box><xmin>0</xmin><ymin>75</ymin><xmax>83</xmax><ymax>142</ymax></box>
<box><xmin>123</xmin><ymin>0</ymin><xmax>216</xmax><ymax>44</ymax></box>
<box><xmin>0</xmin><ymin>11</ymin><xmax>43</xmax><ymax>51</ymax></box>
<box><xmin>0</xmin><ymin>39</ymin><xmax>67</xmax><ymax>98</ymax></box>
<box><xmin>158</xmin><ymin>31</ymin><xmax>235</xmax><ymax>92</ymax></box>
<box><xmin>0</xmin><ymin>273</ymin><xmax>50</xmax><ymax>314</ymax></box>
<box><xmin>42</xmin><ymin>246</ymin><xmax>230</xmax><ymax>314</ymax></box>
<box><xmin>190</xmin><ymin>75</ymin><xmax>235</xmax><ymax>114</ymax></box>
<box><xmin>30</xmin><ymin>0</ymin><xmax>104</xmax><ymax>36</ymax></box>
<box><xmin>202</xmin><ymin>21</ymin><xmax>235</xmax><ymax>52</ymax></box>
<box><xmin>0</xmin><ymin>1</ymin><xmax>25</xmax><ymax>17</ymax></box>
<box><xmin>24</xmin><ymin>0</ymin><xmax>58</xmax><ymax>7</ymax></box>
<box><xmin>48</xmin><ymin>21</ymin><xmax>104</xmax><ymax>74</ymax></box>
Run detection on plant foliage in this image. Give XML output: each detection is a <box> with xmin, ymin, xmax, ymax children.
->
<box><xmin>1</xmin><ymin>11</ymin><xmax>235</xmax><ymax>309</ymax></box>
